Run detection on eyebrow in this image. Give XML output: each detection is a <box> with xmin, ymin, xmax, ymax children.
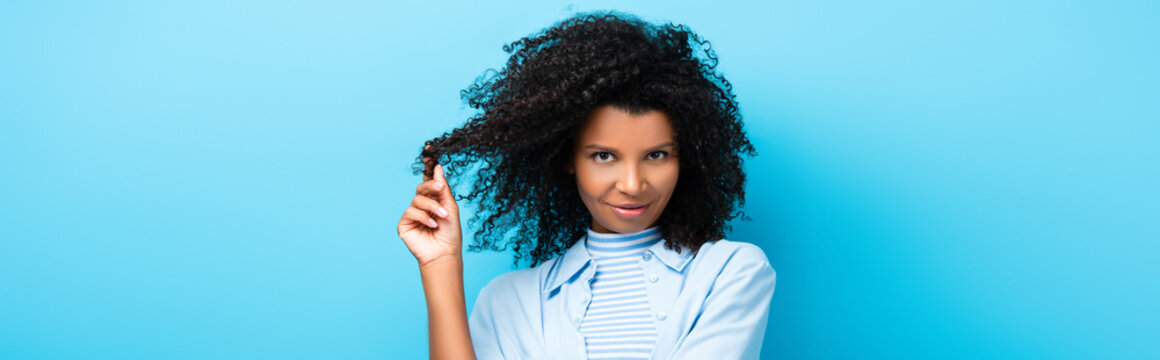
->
<box><xmin>582</xmin><ymin>141</ymin><xmax>677</xmax><ymax>152</ymax></box>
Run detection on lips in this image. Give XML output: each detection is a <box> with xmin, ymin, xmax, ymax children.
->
<box><xmin>610</xmin><ymin>203</ymin><xmax>649</xmax><ymax>218</ymax></box>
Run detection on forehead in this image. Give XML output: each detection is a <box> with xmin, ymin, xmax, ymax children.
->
<box><xmin>575</xmin><ymin>105</ymin><xmax>674</xmax><ymax>148</ymax></box>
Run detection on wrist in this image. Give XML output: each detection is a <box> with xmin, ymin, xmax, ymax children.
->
<box><xmin>418</xmin><ymin>254</ymin><xmax>463</xmax><ymax>272</ymax></box>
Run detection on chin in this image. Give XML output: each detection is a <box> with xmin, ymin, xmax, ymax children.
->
<box><xmin>597</xmin><ymin>217</ymin><xmax>657</xmax><ymax>233</ymax></box>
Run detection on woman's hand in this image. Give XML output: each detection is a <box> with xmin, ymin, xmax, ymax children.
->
<box><xmin>399</xmin><ymin>155</ymin><xmax>477</xmax><ymax>359</ymax></box>
<box><xmin>397</xmin><ymin>161</ymin><xmax>463</xmax><ymax>267</ymax></box>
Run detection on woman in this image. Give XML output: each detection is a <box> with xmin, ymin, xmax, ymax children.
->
<box><xmin>397</xmin><ymin>11</ymin><xmax>776</xmax><ymax>360</ymax></box>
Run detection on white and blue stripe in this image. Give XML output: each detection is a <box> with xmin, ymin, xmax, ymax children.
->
<box><xmin>581</xmin><ymin>226</ymin><xmax>663</xmax><ymax>359</ymax></box>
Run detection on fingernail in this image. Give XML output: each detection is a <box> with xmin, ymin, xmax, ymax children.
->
<box><xmin>427</xmin><ymin>219</ymin><xmax>438</xmax><ymax>227</ymax></box>
<box><xmin>433</xmin><ymin>181</ymin><xmax>444</xmax><ymax>190</ymax></box>
<box><xmin>437</xmin><ymin>207</ymin><xmax>449</xmax><ymax>217</ymax></box>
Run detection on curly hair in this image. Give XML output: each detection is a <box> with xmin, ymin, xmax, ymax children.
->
<box><xmin>413</xmin><ymin>10</ymin><xmax>757</xmax><ymax>268</ymax></box>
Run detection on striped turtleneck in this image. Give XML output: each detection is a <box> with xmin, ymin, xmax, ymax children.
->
<box><xmin>580</xmin><ymin>226</ymin><xmax>663</xmax><ymax>359</ymax></box>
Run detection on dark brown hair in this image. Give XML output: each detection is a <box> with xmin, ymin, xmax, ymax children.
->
<box><xmin>414</xmin><ymin>11</ymin><xmax>756</xmax><ymax>267</ymax></box>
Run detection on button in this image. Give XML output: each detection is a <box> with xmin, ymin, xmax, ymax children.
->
<box><xmin>642</xmin><ymin>252</ymin><xmax>652</xmax><ymax>261</ymax></box>
<box><xmin>574</xmin><ymin>317</ymin><xmax>581</xmax><ymax>325</ymax></box>
<box><xmin>583</xmin><ymin>296</ymin><xmax>590</xmax><ymax>302</ymax></box>
<box><xmin>656</xmin><ymin>312</ymin><xmax>667</xmax><ymax>321</ymax></box>
<box><xmin>649</xmin><ymin>274</ymin><xmax>659</xmax><ymax>282</ymax></box>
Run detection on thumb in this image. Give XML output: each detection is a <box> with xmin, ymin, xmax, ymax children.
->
<box><xmin>434</xmin><ymin>164</ymin><xmax>455</xmax><ymax>207</ymax></box>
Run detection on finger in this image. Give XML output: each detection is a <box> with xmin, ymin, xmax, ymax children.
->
<box><xmin>422</xmin><ymin>145</ymin><xmax>435</xmax><ymax>181</ymax></box>
<box><xmin>411</xmin><ymin>194</ymin><xmax>451</xmax><ymax>219</ymax></box>
<box><xmin>403</xmin><ymin>206</ymin><xmax>439</xmax><ymax>228</ymax></box>
<box><xmin>431</xmin><ymin>164</ymin><xmax>456</xmax><ymax>207</ymax></box>
<box><xmin>434</xmin><ymin>164</ymin><xmax>451</xmax><ymax>196</ymax></box>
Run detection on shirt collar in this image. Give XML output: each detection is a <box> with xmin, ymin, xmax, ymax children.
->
<box><xmin>543</xmin><ymin>228</ymin><xmax>696</xmax><ymax>293</ymax></box>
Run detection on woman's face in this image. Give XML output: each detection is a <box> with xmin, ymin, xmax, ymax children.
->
<box><xmin>568</xmin><ymin>105</ymin><xmax>679</xmax><ymax>234</ymax></box>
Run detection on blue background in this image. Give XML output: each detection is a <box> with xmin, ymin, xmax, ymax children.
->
<box><xmin>1</xmin><ymin>0</ymin><xmax>1156</xmax><ymax>359</ymax></box>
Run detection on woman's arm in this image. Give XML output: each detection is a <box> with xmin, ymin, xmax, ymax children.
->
<box><xmin>420</xmin><ymin>255</ymin><xmax>475</xmax><ymax>360</ymax></box>
<box><xmin>398</xmin><ymin>162</ymin><xmax>476</xmax><ymax>360</ymax></box>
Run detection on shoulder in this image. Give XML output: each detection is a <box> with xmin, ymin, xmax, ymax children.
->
<box><xmin>689</xmin><ymin>239</ymin><xmax>776</xmax><ymax>285</ymax></box>
<box><xmin>469</xmin><ymin>261</ymin><xmax>555</xmax><ymax>358</ymax></box>
<box><xmin>483</xmin><ymin>267</ymin><xmax>538</xmax><ymax>292</ymax></box>
<box><xmin>697</xmin><ymin>239</ymin><xmax>773</xmax><ymax>266</ymax></box>
<box><xmin>474</xmin><ymin>258</ymin><xmax>556</xmax><ymax>306</ymax></box>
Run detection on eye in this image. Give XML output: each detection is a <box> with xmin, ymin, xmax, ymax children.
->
<box><xmin>591</xmin><ymin>152</ymin><xmax>615</xmax><ymax>163</ymax></box>
<box><xmin>646</xmin><ymin>151</ymin><xmax>669</xmax><ymax>160</ymax></box>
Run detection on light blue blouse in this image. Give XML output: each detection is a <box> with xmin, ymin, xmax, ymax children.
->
<box><xmin>467</xmin><ymin>229</ymin><xmax>777</xmax><ymax>360</ymax></box>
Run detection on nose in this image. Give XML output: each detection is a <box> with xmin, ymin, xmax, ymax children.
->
<box><xmin>616</xmin><ymin>162</ymin><xmax>645</xmax><ymax>196</ymax></box>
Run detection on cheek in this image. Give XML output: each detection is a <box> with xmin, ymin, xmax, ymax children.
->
<box><xmin>574</xmin><ymin>167</ymin><xmax>610</xmax><ymax>201</ymax></box>
<box><xmin>657</xmin><ymin>165</ymin><xmax>680</xmax><ymax>196</ymax></box>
